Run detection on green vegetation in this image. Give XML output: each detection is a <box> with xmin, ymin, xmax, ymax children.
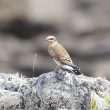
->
<box><xmin>92</xmin><ymin>96</ymin><xmax>96</xmax><ymax>110</ymax></box>
<box><xmin>104</xmin><ymin>96</ymin><xmax>110</xmax><ymax>105</ymax></box>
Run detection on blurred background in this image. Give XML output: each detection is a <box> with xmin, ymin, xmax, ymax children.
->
<box><xmin>0</xmin><ymin>0</ymin><xmax>110</xmax><ymax>80</ymax></box>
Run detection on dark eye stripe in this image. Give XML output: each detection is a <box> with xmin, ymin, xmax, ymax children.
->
<box><xmin>50</xmin><ymin>38</ymin><xmax>54</xmax><ymax>40</ymax></box>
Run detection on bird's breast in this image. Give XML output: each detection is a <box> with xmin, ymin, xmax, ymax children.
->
<box><xmin>48</xmin><ymin>46</ymin><xmax>56</xmax><ymax>57</ymax></box>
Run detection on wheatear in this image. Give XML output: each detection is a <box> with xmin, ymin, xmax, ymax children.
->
<box><xmin>46</xmin><ymin>35</ymin><xmax>81</xmax><ymax>75</ymax></box>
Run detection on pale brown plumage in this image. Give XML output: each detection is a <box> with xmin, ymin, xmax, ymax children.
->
<box><xmin>46</xmin><ymin>35</ymin><xmax>81</xmax><ymax>75</ymax></box>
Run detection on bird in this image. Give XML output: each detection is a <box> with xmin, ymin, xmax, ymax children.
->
<box><xmin>45</xmin><ymin>35</ymin><xmax>81</xmax><ymax>75</ymax></box>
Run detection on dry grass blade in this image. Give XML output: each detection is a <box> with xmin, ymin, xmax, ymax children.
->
<box><xmin>33</xmin><ymin>53</ymin><xmax>37</xmax><ymax>76</ymax></box>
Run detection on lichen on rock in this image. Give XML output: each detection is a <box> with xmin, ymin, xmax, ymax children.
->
<box><xmin>0</xmin><ymin>70</ymin><xmax>110</xmax><ymax>110</ymax></box>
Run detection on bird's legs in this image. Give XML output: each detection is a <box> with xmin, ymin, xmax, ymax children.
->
<box><xmin>54</xmin><ymin>65</ymin><xmax>59</xmax><ymax>72</ymax></box>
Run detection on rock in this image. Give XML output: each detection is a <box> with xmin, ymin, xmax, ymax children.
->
<box><xmin>0</xmin><ymin>71</ymin><xmax>110</xmax><ymax>110</ymax></box>
<box><xmin>0</xmin><ymin>90</ymin><xmax>21</xmax><ymax>110</ymax></box>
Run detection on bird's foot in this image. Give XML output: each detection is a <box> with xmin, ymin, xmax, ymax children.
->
<box><xmin>54</xmin><ymin>66</ymin><xmax>60</xmax><ymax>73</ymax></box>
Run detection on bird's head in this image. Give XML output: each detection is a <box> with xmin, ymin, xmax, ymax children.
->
<box><xmin>45</xmin><ymin>36</ymin><xmax>57</xmax><ymax>44</ymax></box>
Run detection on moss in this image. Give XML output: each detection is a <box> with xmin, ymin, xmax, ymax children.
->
<box><xmin>92</xmin><ymin>96</ymin><xmax>97</xmax><ymax>110</ymax></box>
<box><xmin>104</xmin><ymin>96</ymin><xmax>110</xmax><ymax>105</ymax></box>
<box><xmin>92</xmin><ymin>94</ymin><xmax>110</xmax><ymax>110</ymax></box>
<box><xmin>91</xmin><ymin>93</ymin><xmax>104</xmax><ymax>110</ymax></box>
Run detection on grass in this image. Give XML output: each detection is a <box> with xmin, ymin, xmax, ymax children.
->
<box><xmin>33</xmin><ymin>53</ymin><xmax>37</xmax><ymax>76</ymax></box>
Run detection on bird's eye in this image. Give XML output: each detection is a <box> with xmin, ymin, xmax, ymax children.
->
<box><xmin>50</xmin><ymin>38</ymin><xmax>54</xmax><ymax>40</ymax></box>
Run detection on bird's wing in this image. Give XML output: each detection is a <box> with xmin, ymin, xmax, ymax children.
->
<box><xmin>50</xmin><ymin>43</ymin><xmax>73</xmax><ymax>65</ymax></box>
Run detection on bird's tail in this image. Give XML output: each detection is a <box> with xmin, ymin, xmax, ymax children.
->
<box><xmin>62</xmin><ymin>65</ymin><xmax>82</xmax><ymax>75</ymax></box>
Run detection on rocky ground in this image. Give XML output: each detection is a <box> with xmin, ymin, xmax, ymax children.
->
<box><xmin>0</xmin><ymin>70</ymin><xmax>110</xmax><ymax>110</ymax></box>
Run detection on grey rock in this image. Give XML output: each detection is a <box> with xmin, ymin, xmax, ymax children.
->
<box><xmin>0</xmin><ymin>71</ymin><xmax>110</xmax><ymax>110</ymax></box>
